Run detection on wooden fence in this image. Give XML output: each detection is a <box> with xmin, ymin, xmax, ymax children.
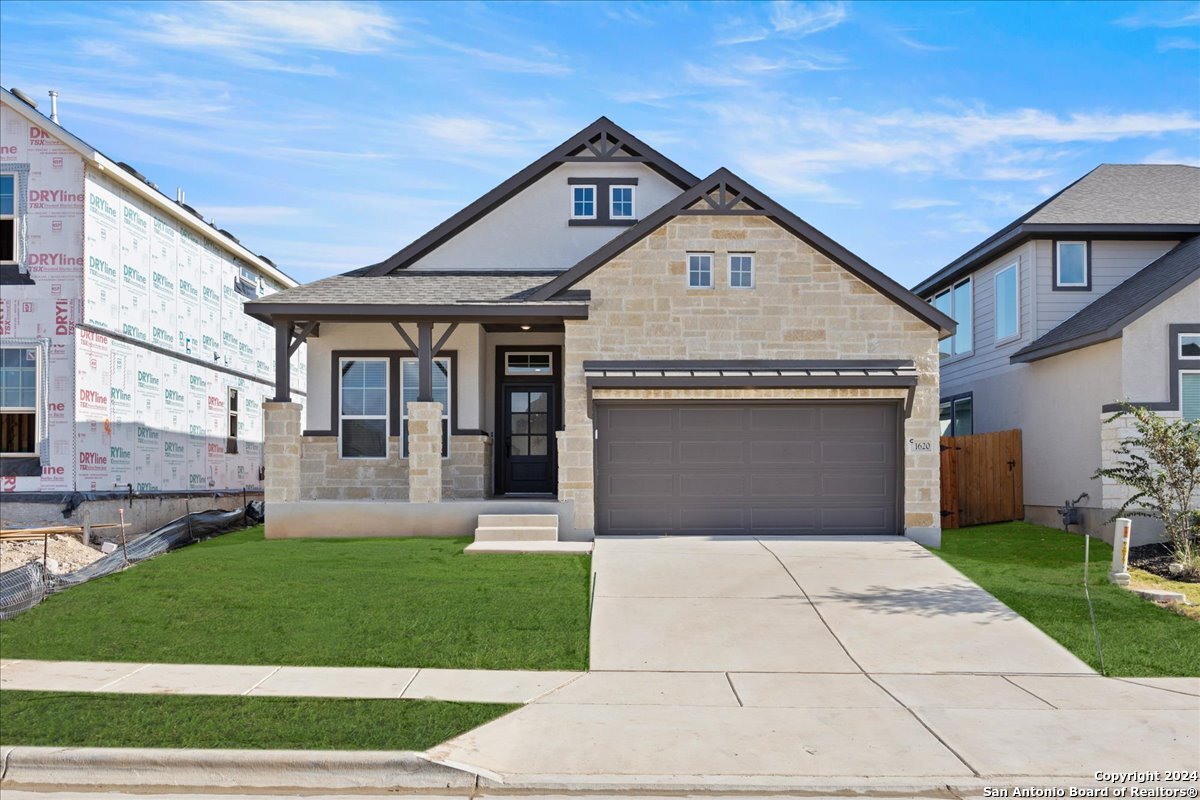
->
<box><xmin>940</xmin><ymin>429</ymin><xmax>1023</xmax><ymax>529</ymax></box>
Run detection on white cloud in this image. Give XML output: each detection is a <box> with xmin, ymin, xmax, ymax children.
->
<box><xmin>201</xmin><ymin>206</ymin><xmax>309</xmax><ymax>226</ymax></box>
<box><xmin>1158</xmin><ymin>36</ymin><xmax>1200</xmax><ymax>51</ymax></box>
<box><xmin>426</xmin><ymin>38</ymin><xmax>572</xmax><ymax>76</ymax></box>
<box><xmin>892</xmin><ymin>198</ymin><xmax>959</xmax><ymax>210</ymax></box>
<box><xmin>1114</xmin><ymin>3</ymin><xmax>1200</xmax><ymax>29</ymax></box>
<box><xmin>718</xmin><ymin>1</ymin><xmax>847</xmax><ymax>45</ymax></box>
<box><xmin>894</xmin><ymin>34</ymin><xmax>954</xmax><ymax>52</ymax></box>
<box><xmin>1142</xmin><ymin>148</ymin><xmax>1200</xmax><ymax>167</ymax></box>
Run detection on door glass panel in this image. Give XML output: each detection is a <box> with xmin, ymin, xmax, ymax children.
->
<box><xmin>529</xmin><ymin>413</ymin><xmax>547</xmax><ymax>434</ymax></box>
<box><xmin>512</xmin><ymin>436</ymin><xmax>529</xmax><ymax>455</ymax></box>
<box><xmin>512</xmin><ymin>414</ymin><xmax>529</xmax><ymax>434</ymax></box>
<box><xmin>529</xmin><ymin>391</ymin><xmax>548</xmax><ymax>412</ymax></box>
<box><xmin>510</xmin><ymin>391</ymin><xmax>528</xmax><ymax>412</ymax></box>
<box><xmin>529</xmin><ymin>436</ymin><xmax>547</xmax><ymax>456</ymax></box>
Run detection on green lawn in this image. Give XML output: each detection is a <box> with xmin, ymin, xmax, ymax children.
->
<box><xmin>0</xmin><ymin>527</ymin><xmax>590</xmax><ymax>670</ymax></box>
<box><xmin>934</xmin><ymin>522</ymin><xmax>1200</xmax><ymax>677</ymax></box>
<box><xmin>0</xmin><ymin>691</ymin><xmax>514</xmax><ymax>750</ymax></box>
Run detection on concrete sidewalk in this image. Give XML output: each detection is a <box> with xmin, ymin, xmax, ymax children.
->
<box><xmin>0</xmin><ymin>660</ymin><xmax>580</xmax><ymax>704</ymax></box>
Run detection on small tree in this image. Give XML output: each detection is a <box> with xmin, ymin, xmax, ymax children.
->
<box><xmin>1094</xmin><ymin>403</ymin><xmax>1200</xmax><ymax>574</ymax></box>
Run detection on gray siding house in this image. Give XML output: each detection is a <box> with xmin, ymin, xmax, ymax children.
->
<box><xmin>248</xmin><ymin>118</ymin><xmax>956</xmax><ymax>545</ymax></box>
<box><xmin>913</xmin><ymin>165</ymin><xmax>1200</xmax><ymax>540</ymax></box>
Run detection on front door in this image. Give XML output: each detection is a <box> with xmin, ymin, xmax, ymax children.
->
<box><xmin>502</xmin><ymin>385</ymin><xmax>555</xmax><ymax>494</ymax></box>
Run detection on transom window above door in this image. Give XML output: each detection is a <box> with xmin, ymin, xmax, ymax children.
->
<box><xmin>505</xmin><ymin>352</ymin><xmax>552</xmax><ymax>375</ymax></box>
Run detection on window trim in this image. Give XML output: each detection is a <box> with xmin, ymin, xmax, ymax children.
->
<box><xmin>400</xmin><ymin>355</ymin><xmax>452</xmax><ymax>459</ymax></box>
<box><xmin>338</xmin><ymin>356</ymin><xmax>390</xmax><ymax>461</ymax></box>
<box><xmin>931</xmin><ymin>277</ymin><xmax>973</xmax><ymax>360</ymax></box>
<box><xmin>939</xmin><ymin>392</ymin><xmax>973</xmax><ymax>437</ymax></box>
<box><xmin>687</xmin><ymin>252</ymin><xmax>714</xmax><ymax>289</ymax></box>
<box><xmin>226</xmin><ymin>387</ymin><xmax>239</xmax><ymax>455</ymax></box>
<box><xmin>505</xmin><ymin>351</ymin><xmax>554</xmax><ymax>376</ymax></box>
<box><xmin>1178</xmin><ymin>332</ymin><xmax>1200</xmax><ymax>360</ymax></box>
<box><xmin>728</xmin><ymin>252</ymin><xmax>755</xmax><ymax>290</ymax></box>
<box><xmin>1053</xmin><ymin>240</ymin><xmax>1091</xmax><ymax>291</ymax></box>
<box><xmin>570</xmin><ymin>185</ymin><xmax>597</xmax><ymax>220</ymax></box>
<box><xmin>0</xmin><ymin>343</ymin><xmax>42</xmax><ymax>458</ymax></box>
<box><xmin>993</xmin><ymin>261</ymin><xmax>1020</xmax><ymax>345</ymax></box>
<box><xmin>1</xmin><ymin>171</ymin><xmax>19</xmax><ymax>266</ymax></box>
<box><xmin>608</xmin><ymin>185</ymin><xmax>636</xmax><ymax>220</ymax></box>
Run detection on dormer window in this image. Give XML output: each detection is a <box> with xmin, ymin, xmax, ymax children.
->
<box><xmin>610</xmin><ymin>186</ymin><xmax>635</xmax><ymax>219</ymax></box>
<box><xmin>571</xmin><ymin>186</ymin><xmax>596</xmax><ymax>219</ymax></box>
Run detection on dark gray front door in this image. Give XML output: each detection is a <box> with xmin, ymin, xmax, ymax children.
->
<box><xmin>594</xmin><ymin>402</ymin><xmax>900</xmax><ymax>535</ymax></box>
<box><xmin>502</xmin><ymin>385</ymin><xmax>555</xmax><ymax>494</ymax></box>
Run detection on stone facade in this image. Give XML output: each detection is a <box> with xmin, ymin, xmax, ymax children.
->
<box><xmin>264</xmin><ymin>402</ymin><xmax>302</xmax><ymax>505</ymax></box>
<box><xmin>558</xmin><ymin>213</ymin><xmax>942</xmax><ymax>535</ymax></box>
<box><xmin>408</xmin><ymin>401</ymin><xmax>444</xmax><ymax>503</ymax></box>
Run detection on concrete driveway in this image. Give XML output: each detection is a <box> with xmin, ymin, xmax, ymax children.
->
<box><xmin>429</xmin><ymin>536</ymin><xmax>1200</xmax><ymax>790</ymax></box>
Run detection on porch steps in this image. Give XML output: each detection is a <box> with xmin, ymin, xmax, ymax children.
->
<box><xmin>467</xmin><ymin>514</ymin><xmax>591</xmax><ymax>554</ymax></box>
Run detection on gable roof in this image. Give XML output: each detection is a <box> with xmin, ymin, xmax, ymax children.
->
<box><xmin>913</xmin><ymin>164</ymin><xmax>1200</xmax><ymax>297</ymax></box>
<box><xmin>351</xmin><ymin>117</ymin><xmax>699</xmax><ymax>278</ymax></box>
<box><xmin>527</xmin><ymin>167</ymin><xmax>956</xmax><ymax>336</ymax></box>
<box><xmin>1010</xmin><ymin>235</ymin><xmax>1200</xmax><ymax>363</ymax></box>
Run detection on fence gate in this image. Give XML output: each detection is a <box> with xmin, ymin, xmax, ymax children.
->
<box><xmin>940</xmin><ymin>429</ymin><xmax>1023</xmax><ymax>529</ymax></box>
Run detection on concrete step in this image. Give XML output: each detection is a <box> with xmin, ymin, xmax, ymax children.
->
<box><xmin>476</xmin><ymin>514</ymin><xmax>560</xmax><ymax>529</ymax></box>
<box><xmin>466</xmin><ymin>541</ymin><xmax>592</xmax><ymax>555</ymax></box>
<box><xmin>473</xmin><ymin>526</ymin><xmax>559</xmax><ymax>542</ymax></box>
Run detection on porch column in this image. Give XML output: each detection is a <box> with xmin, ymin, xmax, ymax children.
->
<box><xmin>407</xmin><ymin>401</ymin><xmax>443</xmax><ymax>503</ymax></box>
<box><xmin>272</xmin><ymin>321</ymin><xmax>291</xmax><ymax>402</ymax></box>
<box><xmin>263</xmin><ymin>401</ymin><xmax>302</xmax><ymax>537</ymax></box>
<box><xmin>416</xmin><ymin>321</ymin><xmax>434</xmax><ymax>402</ymax></box>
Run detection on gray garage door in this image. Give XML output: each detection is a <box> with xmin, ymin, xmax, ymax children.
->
<box><xmin>594</xmin><ymin>403</ymin><xmax>900</xmax><ymax>535</ymax></box>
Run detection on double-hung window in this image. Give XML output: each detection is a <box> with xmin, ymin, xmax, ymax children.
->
<box><xmin>401</xmin><ymin>358</ymin><xmax>451</xmax><ymax>457</ymax></box>
<box><xmin>687</xmin><ymin>253</ymin><xmax>713</xmax><ymax>288</ymax></box>
<box><xmin>571</xmin><ymin>186</ymin><xmax>596</xmax><ymax>219</ymax></box>
<box><xmin>340</xmin><ymin>358</ymin><xmax>388</xmax><ymax>459</ymax></box>
<box><xmin>994</xmin><ymin>262</ymin><xmax>1019</xmax><ymax>343</ymax></box>
<box><xmin>0</xmin><ymin>347</ymin><xmax>38</xmax><ymax>455</ymax></box>
<box><xmin>609</xmin><ymin>185</ymin><xmax>634</xmax><ymax>219</ymax></box>
<box><xmin>1</xmin><ymin>173</ymin><xmax>17</xmax><ymax>264</ymax></box>
<box><xmin>1181</xmin><ymin>334</ymin><xmax>1200</xmax><ymax>422</ymax></box>
<box><xmin>729</xmin><ymin>253</ymin><xmax>754</xmax><ymax>288</ymax></box>
<box><xmin>939</xmin><ymin>395</ymin><xmax>973</xmax><ymax>437</ymax></box>
<box><xmin>931</xmin><ymin>278</ymin><xmax>972</xmax><ymax>357</ymax></box>
<box><xmin>227</xmin><ymin>388</ymin><xmax>239</xmax><ymax>455</ymax></box>
<box><xmin>1055</xmin><ymin>241</ymin><xmax>1089</xmax><ymax>289</ymax></box>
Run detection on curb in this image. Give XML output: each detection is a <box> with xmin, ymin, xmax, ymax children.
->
<box><xmin>0</xmin><ymin>745</ymin><xmax>477</xmax><ymax>793</ymax></box>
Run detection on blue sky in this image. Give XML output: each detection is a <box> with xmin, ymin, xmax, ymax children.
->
<box><xmin>1</xmin><ymin>0</ymin><xmax>1197</xmax><ymax>287</ymax></box>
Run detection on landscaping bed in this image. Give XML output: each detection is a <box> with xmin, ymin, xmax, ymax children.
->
<box><xmin>933</xmin><ymin>522</ymin><xmax>1200</xmax><ymax>677</ymax></box>
<box><xmin>0</xmin><ymin>526</ymin><xmax>591</xmax><ymax>671</ymax></box>
<box><xmin>1129</xmin><ymin>541</ymin><xmax>1200</xmax><ymax>582</ymax></box>
<box><xmin>0</xmin><ymin>690</ymin><xmax>514</xmax><ymax>750</ymax></box>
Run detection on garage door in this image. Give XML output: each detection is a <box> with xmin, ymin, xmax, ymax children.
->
<box><xmin>594</xmin><ymin>403</ymin><xmax>899</xmax><ymax>535</ymax></box>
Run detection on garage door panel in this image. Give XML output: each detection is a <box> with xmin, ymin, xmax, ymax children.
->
<box><xmin>596</xmin><ymin>403</ymin><xmax>899</xmax><ymax>536</ymax></box>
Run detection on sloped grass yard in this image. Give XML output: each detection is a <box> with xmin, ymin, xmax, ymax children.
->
<box><xmin>0</xmin><ymin>526</ymin><xmax>590</xmax><ymax>670</ymax></box>
<box><xmin>934</xmin><ymin>523</ymin><xmax>1200</xmax><ymax>677</ymax></box>
<box><xmin>0</xmin><ymin>691</ymin><xmax>515</xmax><ymax>750</ymax></box>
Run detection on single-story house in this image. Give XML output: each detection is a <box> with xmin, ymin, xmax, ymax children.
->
<box><xmin>246</xmin><ymin>118</ymin><xmax>955</xmax><ymax>544</ymax></box>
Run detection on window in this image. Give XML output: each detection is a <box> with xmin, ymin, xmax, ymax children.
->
<box><xmin>505</xmin><ymin>352</ymin><xmax>552</xmax><ymax>376</ymax></box>
<box><xmin>609</xmin><ymin>186</ymin><xmax>634</xmax><ymax>219</ymax></box>
<box><xmin>1055</xmin><ymin>241</ymin><xmax>1089</xmax><ymax>289</ymax></box>
<box><xmin>571</xmin><ymin>186</ymin><xmax>596</xmax><ymax>219</ymax></box>
<box><xmin>0</xmin><ymin>347</ymin><xmax>37</xmax><ymax>455</ymax></box>
<box><xmin>1</xmin><ymin>173</ymin><xmax>16</xmax><ymax>264</ymax></box>
<box><xmin>994</xmin><ymin>263</ymin><xmax>1019</xmax><ymax>342</ymax></box>
<box><xmin>932</xmin><ymin>278</ymin><xmax>972</xmax><ymax>357</ymax></box>
<box><xmin>401</xmin><ymin>358</ymin><xmax>451</xmax><ymax>457</ymax></box>
<box><xmin>1182</xmin><ymin>373</ymin><xmax>1200</xmax><ymax>422</ymax></box>
<box><xmin>339</xmin><ymin>358</ymin><xmax>388</xmax><ymax>459</ymax></box>
<box><xmin>729</xmin><ymin>253</ymin><xmax>754</xmax><ymax>289</ymax></box>
<box><xmin>939</xmin><ymin>395</ymin><xmax>973</xmax><ymax>437</ymax></box>
<box><xmin>227</xmin><ymin>388</ymin><xmax>239</xmax><ymax>455</ymax></box>
<box><xmin>687</xmin><ymin>253</ymin><xmax>713</xmax><ymax>288</ymax></box>
<box><xmin>1179</xmin><ymin>334</ymin><xmax>1200</xmax><ymax>359</ymax></box>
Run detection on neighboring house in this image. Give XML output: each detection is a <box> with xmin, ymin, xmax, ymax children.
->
<box><xmin>912</xmin><ymin>164</ymin><xmax>1200</xmax><ymax>540</ymax></box>
<box><xmin>0</xmin><ymin>88</ymin><xmax>306</xmax><ymax>533</ymax></box>
<box><xmin>248</xmin><ymin>118</ymin><xmax>954</xmax><ymax>544</ymax></box>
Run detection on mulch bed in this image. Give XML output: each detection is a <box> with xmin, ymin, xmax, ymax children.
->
<box><xmin>1128</xmin><ymin>542</ymin><xmax>1200</xmax><ymax>583</ymax></box>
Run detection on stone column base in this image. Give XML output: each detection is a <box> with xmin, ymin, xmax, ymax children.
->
<box><xmin>407</xmin><ymin>401</ymin><xmax>443</xmax><ymax>503</ymax></box>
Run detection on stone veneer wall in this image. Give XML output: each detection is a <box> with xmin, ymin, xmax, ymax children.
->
<box><xmin>558</xmin><ymin>213</ymin><xmax>942</xmax><ymax>535</ymax></box>
<box><xmin>298</xmin><ymin>433</ymin><xmax>491</xmax><ymax>501</ymax></box>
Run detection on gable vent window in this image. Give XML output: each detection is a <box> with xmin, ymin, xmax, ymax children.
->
<box><xmin>571</xmin><ymin>186</ymin><xmax>596</xmax><ymax>219</ymax></box>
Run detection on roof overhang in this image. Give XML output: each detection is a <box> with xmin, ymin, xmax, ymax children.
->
<box><xmin>913</xmin><ymin>223</ymin><xmax>1200</xmax><ymax>297</ymax></box>
<box><xmin>242</xmin><ymin>301</ymin><xmax>589</xmax><ymax>325</ymax></box>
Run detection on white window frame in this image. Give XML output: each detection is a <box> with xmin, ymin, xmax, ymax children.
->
<box><xmin>609</xmin><ymin>185</ymin><xmax>636</xmax><ymax>219</ymax></box>
<box><xmin>570</xmin><ymin>185</ymin><xmax>596</xmax><ymax>220</ymax></box>
<box><xmin>728</xmin><ymin>253</ymin><xmax>755</xmax><ymax>289</ymax></box>
<box><xmin>931</xmin><ymin>277</ymin><xmax>973</xmax><ymax>359</ymax></box>
<box><xmin>687</xmin><ymin>252</ymin><xmax>713</xmax><ymax>289</ymax></box>
<box><xmin>0</xmin><ymin>172</ymin><xmax>17</xmax><ymax>265</ymax></box>
<box><xmin>1177</xmin><ymin>333</ymin><xmax>1200</xmax><ymax>359</ymax></box>
<box><xmin>0</xmin><ymin>343</ymin><xmax>41</xmax><ymax>457</ymax></box>
<box><xmin>505</xmin><ymin>351</ymin><xmax>553</xmax><ymax>376</ymax></box>
<box><xmin>993</xmin><ymin>261</ymin><xmax>1020</xmax><ymax>344</ymax></box>
<box><xmin>227</xmin><ymin>387</ymin><xmax>239</xmax><ymax>455</ymax></box>
<box><xmin>1055</xmin><ymin>241</ymin><xmax>1089</xmax><ymax>288</ymax></box>
<box><xmin>338</xmin><ymin>356</ymin><xmax>389</xmax><ymax>461</ymax></box>
<box><xmin>1181</xmin><ymin>370</ymin><xmax>1200</xmax><ymax>422</ymax></box>
<box><xmin>401</xmin><ymin>356</ymin><xmax>452</xmax><ymax>459</ymax></box>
